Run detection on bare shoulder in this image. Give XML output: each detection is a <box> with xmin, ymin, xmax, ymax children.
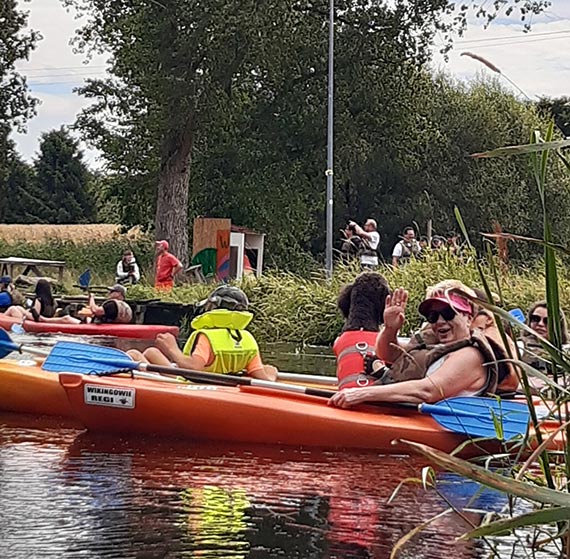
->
<box><xmin>446</xmin><ymin>345</ymin><xmax>484</xmax><ymax>366</ymax></box>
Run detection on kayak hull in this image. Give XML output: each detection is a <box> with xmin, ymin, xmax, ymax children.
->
<box><xmin>0</xmin><ymin>359</ymin><xmax>73</xmax><ymax>417</ymax></box>
<box><xmin>58</xmin><ymin>373</ymin><xmax>565</xmax><ymax>456</ymax></box>
<box><xmin>2</xmin><ymin>361</ymin><xmax>564</xmax><ymax>456</ymax></box>
<box><xmin>0</xmin><ymin>314</ymin><xmax>178</xmax><ymax>339</ymax></box>
<box><xmin>0</xmin><ymin>361</ymin><xmax>336</xmax><ymax>419</ymax></box>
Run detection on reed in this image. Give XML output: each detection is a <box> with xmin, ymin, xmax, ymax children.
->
<box><xmin>389</xmin><ymin>130</ymin><xmax>570</xmax><ymax>558</ymax></box>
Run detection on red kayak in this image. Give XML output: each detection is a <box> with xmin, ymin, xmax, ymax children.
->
<box><xmin>0</xmin><ymin>314</ymin><xmax>178</xmax><ymax>339</ymax></box>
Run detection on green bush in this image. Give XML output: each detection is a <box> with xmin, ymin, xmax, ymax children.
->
<box><xmin>2</xmin><ymin>237</ymin><xmax>562</xmax><ymax>345</ymax></box>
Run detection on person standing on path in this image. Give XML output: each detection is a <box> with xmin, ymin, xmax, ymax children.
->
<box><xmin>154</xmin><ymin>240</ymin><xmax>183</xmax><ymax>290</ymax></box>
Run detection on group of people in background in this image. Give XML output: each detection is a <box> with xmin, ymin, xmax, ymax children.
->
<box><xmin>0</xmin><ymin>239</ymin><xmax>184</xmax><ymax>328</ymax></box>
<box><xmin>115</xmin><ymin>240</ymin><xmax>182</xmax><ymax>290</ymax></box>
<box><xmin>341</xmin><ymin>219</ymin><xmax>462</xmax><ymax>269</ymax></box>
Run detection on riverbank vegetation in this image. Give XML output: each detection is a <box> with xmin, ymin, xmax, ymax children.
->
<box><xmin>388</xmin><ymin>131</ymin><xmax>570</xmax><ymax>558</ymax></box>
<box><xmin>4</xmin><ymin>232</ymin><xmax>568</xmax><ymax>346</ymax></box>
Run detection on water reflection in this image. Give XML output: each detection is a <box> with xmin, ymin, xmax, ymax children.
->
<box><xmin>0</xmin><ymin>414</ymin><xmax>487</xmax><ymax>559</ymax></box>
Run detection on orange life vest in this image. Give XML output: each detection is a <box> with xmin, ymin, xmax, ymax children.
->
<box><xmin>333</xmin><ymin>330</ymin><xmax>382</xmax><ymax>389</ymax></box>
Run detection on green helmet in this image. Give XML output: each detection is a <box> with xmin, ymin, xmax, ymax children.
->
<box><xmin>203</xmin><ymin>286</ymin><xmax>249</xmax><ymax>312</ymax></box>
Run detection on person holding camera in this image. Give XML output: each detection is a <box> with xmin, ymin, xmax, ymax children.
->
<box><xmin>116</xmin><ymin>249</ymin><xmax>141</xmax><ymax>285</ymax></box>
<box><xmin>340</xmin><ymin>223</ymin><xmax>365</xmax><ymax>263</ymax></box>
<box><xmin>347</xmin><ymin>219</ymin><xmax>381</xmax><ymax>269</ymax></box>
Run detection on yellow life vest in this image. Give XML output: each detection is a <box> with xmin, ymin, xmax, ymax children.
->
<box><xmin>183</xmin><ymin>310</ymin><xmax>259</xmax><ymax>374</ymax></box>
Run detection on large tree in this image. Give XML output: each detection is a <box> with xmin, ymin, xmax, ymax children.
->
<box><xmin>35</xmin><ymin>128</ymin><xmax>95</xmax><ymax>223</ymax></box>
<box><xmin>67</xmin><ymin>0</ymin><xmax>551</xmax><ymax>267</ymax></box>
<box><xmin>0</xmin><ymin>140</ymin><xmax>51</xmax><ymax>224</ymax></box>
<box><xmin>0</xmin><ymin>0</ymin><xmax>38</xmax><ymax>129</ymax></box>
<box><xmin>66</xmin><ymin>0</ymin><xmax>464</xmax><ymax>265</ymax></box>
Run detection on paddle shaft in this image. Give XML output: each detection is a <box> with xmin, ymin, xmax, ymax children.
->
<box><xmin>277</xmin><ymin>372</ymin><xmax>337</xmax><ymax>385</ymax></box>
<box><xmin>136</xmin><ymin>363</ymin><xmax>430</xmax><ymax>405</ymax></box>
<box><xmin>138</xmin><ymin>363</ymin><xmax>337</xmax><ymax>397</ymax></box>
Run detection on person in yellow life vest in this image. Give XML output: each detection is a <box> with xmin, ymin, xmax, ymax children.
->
<box><xmin>129</xmin><ymin>286</ymin><xmax>278</xmax><ymax>381</ymax></box>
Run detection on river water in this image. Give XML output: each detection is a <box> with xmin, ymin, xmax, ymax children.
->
<box><xmin>0</xmin><ymin>334</ymin><xmax>511</xmax><ymax>558</ymax></box>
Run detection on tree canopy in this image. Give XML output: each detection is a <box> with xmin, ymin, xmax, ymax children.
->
<box><xmin>0</xmin><ymin>0</ymin><xmax>39</xmax><ymax>130</ymax></box>
<box><xmin>65</xmin><ymin>0</ymin><xmax>476</xmax><ymax>265</ymax></box>
<box><xmin>0</xmin><ymin>0</ymin><xmax>540</xmax><ymax>269</ymax></box>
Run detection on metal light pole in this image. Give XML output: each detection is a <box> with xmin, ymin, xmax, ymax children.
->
<box><xmin>325</xmin><ymin>0</ymin><xmax>334</xmax><ymax>279</ymax></box>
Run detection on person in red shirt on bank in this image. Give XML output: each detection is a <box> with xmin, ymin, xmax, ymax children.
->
<box><xmin>154</xmin><ymin>240</ymin><xmax>183</xmax><ymax>290</ymax></box>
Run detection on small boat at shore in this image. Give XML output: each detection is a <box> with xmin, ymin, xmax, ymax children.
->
<box><xmin>0</xmin><ymin>314</ymin><xmax>179</xmax><ymax>339</ymax></box>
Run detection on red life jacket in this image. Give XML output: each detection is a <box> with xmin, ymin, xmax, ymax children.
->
<box><xmin>333</xmin><ymin>330</ymin><xmax>382</xmax><ymax>389</ymax></box>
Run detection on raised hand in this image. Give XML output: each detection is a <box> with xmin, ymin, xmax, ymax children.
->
<box><xmin>383</xmin><ymin>287</ymin><xmax>408</xmax><ymax>332</ymax></box>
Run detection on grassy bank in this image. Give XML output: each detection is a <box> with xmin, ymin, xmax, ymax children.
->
<box><xmin>0</xmin><ymin>235</ymin><xmax>561</xmax><ymax>345</ymax></box>
<box><xmin>128</xmin><ymin>252</ymin><xmax>559</xmax><ymax>345</ymax></box>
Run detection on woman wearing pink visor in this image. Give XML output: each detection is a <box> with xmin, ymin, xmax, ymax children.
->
<box><xmin>328</xmin><ymin>288</ymin><xmax>501</xmax><ymax>409</ymax></box>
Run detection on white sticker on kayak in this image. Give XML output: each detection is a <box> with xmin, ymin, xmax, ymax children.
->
<box><xmin>178</xmin><ymin>385</ymin><xmax>218</xmax><ymax>391</ymax></box>
<box><xmin>84</xmin><ymin>384</ymin><xmax>135</xmax><ymax>408</ymax></box>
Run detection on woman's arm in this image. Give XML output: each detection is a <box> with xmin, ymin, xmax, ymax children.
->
<box><xmin>376</xmin><ymin>288</ymin><xmax>408</xmax><ymax>364</ymax></box>
<box><xmin>329</xmin><ymin>347</ymin><xmax>486</xmax><ymax>407</ymax></box>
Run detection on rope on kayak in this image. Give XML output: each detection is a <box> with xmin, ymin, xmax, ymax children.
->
<box><xmin>94</xmin><ymin>368</ymin><xmax>135</xmax><ymax>377</ymax></box>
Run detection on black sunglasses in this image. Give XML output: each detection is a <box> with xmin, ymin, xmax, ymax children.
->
<box><xmin>530</xmin><ymin>314</ymin><xmax>548</xmax><ymax>326</ymax></box>
<box><xmin>424</xmin><ymin>307</ymin><xmax>456</xmax><ymax>324</ymax></box>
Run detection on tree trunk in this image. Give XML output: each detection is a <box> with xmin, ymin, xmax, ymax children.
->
<box><xmin>155</xmin><ymin>129</ymin><xmax>193</xmax><ymax>268</ymax></box>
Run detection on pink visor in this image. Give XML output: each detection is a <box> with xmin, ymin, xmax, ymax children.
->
<box><xmin>418</xmin><ymin>292</ymin><xmax>473</xmax><ymax>317</ymax></box>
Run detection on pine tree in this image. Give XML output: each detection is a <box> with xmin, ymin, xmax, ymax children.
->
<box><xmin>34</xmin><ymin>128</ymin><xmax>95</xmax><ymax>223</ymax></box>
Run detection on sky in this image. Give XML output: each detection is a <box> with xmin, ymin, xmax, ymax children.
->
<box><xmin>11</xmin><ymin>0</ymin><xmax>570</xmax><ymax>169</ymax></box>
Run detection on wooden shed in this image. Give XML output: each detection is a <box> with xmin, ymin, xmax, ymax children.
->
<box><xmin>191</xmin><ymin>218</ymin><xmax>265</xmax><ymax>281</ymax></box>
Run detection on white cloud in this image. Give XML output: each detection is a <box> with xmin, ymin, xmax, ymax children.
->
<box><xmin>12</xmin><ymin>0</ymin><xmax>107</xmax><ymax>167</ymax></box>
<box><xmin>432</xmin><ymin>9</ymin><xmax>570</xmax><ymax>100</ymax></box>
<box><xmin>14</xmin><ymin>91</ymin><xmax>102</xmax><ymax>165</ymax></box>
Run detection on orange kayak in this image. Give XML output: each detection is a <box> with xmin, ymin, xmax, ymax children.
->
<box><xmin>57</xmin><ymin>373</ymin><xmax>566</xmax><ymax>456</ymax></box>
<box><xmin>0</xmin><ymin>314</ymin><xmax>179</xmax><ymax>339</ymax></box>
<box><xmin>0</xmin><ymin>359</ymin><xmax>335</xmax><ymax>418</ymax></box>
<box><xmin>1</xmin><ymin>360</ymin><xmax>563</xmax><ymax>456</ymax></box>
<box><xmin>0</xmin><ymin>359</ymin><xmax>74</xmax><ymax>417</ymax></box>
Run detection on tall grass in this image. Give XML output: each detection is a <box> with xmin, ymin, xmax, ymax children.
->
<box><xmin>125</xmin><ymin>253</ymin><xmax>570</xmax><ymax>345</ymax></box>
<box><xmin>389</xmin><ymin>132</ymin><xmax>570</xmax><ymax>558</ymax></box>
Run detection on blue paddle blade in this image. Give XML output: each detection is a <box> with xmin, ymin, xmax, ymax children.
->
<box><xmin>509</xmin><ymin>308</ymin><xmax>525</xmax><ymax>323</ymax></box>
<box><xmin>78</xmin><ymin>269</ymin><xmax>91</xmax><ymax>289</ymax></box>
<box><xmin>42</xmin><ymin>341</ymin><xmax>137</xmax><ymax>374</ymax></box>
<box><xmin>10</xmin><ymin>323</ymin><xmax>25</xmax><ymax>335</ymax></box>
<box><xmin>420</xmin><ymin>397</ymin><xmax>530</xmax><ymax>441</ymax></box>
<box><xmin>0</xmin><ymin>328</ymin><xmax>20</xmax><ymax>358</ymax></box>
